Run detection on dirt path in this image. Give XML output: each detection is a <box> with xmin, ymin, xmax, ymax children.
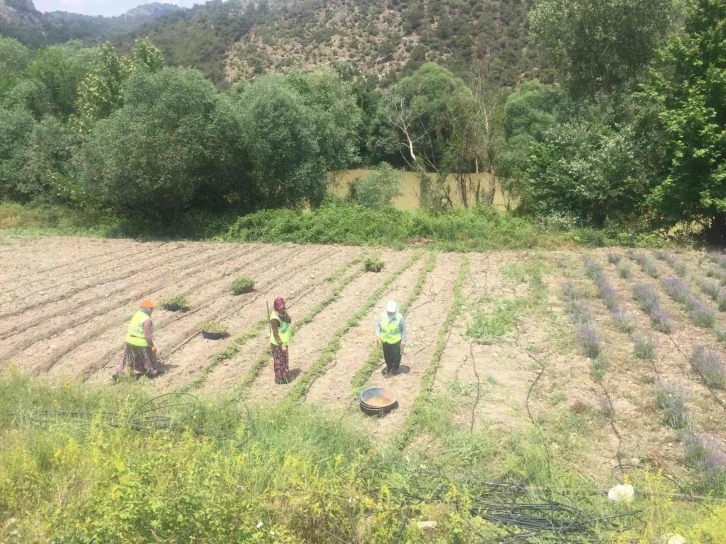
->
<box><xmin>349</xmin><ymin>253</ymin><xmax>461</xmax><ymax>442</ymax></box>
<box><xmin>433</xmin><ymin>252</ymin><xmax>538</xmax><ymax>435</ymax></box>
<box><xmin>243</xmin><ymin>250</ymin><xmax>412</xmax><ymax>406</ymax></box>
<box><xmin>149</xmin><ymin>246</ymin><xmax>357</xmax><ymax>393</ymax></box>
<box><xmin>304</xmin><ymin>255</ymin><xmax>428</xmax><ymax>409</ymax></box>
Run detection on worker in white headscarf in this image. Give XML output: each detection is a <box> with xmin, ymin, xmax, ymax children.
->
<box><xmin>375</xmin><ymin>300</ymin><xmax>407</xmax><ymax>375</ymax></box>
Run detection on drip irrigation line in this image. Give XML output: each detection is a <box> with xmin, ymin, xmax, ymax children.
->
<box><xmin>468</xmin><ymin>252</ymin><xmax>490</xmax><ymax>434</ymax></box>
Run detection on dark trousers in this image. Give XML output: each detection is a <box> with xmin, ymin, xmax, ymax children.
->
<box><xmin>383</xmin><ymin>341</ymin><xmax>402</xmax><ymax>372</ymax></box>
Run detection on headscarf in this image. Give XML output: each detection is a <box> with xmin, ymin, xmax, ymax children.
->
<box><xmin>140</xmin><ymin>299</ymin><xmax>156</xmax><ymax>309</ymax></box>
<box><xmin>274</xmin><ymin>297</ymin><xmax>286</xmax><ymax>311</ymax></box>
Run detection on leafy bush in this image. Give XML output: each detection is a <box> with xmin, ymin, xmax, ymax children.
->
<box><xmin>364</xmin><ymin>254</ymin><xmax>384</xmax><ymax>272</ymax></box>
<box><xmin>231</xmin><ymin>276</ymin><xmax>255</xmax><ymax>295</ymax></box>
<box><xmin>199</xmin><ymin>321</ymin><xmax>228</xmax><ymax>335</ymax></box>
<box><xmin>347</xmin><ymin>162</ymin><xmax>402</xmax><ymax>209</ymax></box>
<box><xmin>690</xmin><ymin>346</ymin><xmax>726</xmax><ymax>389</ymax></box>
<box><xmin>161</xmin><ymin>294</ymin><xmax>188</xmax><ymax>312</ymax></box>
<box><xmin>225</xmin><ymin>199</ymin><xmax>568</xmax><ymax>251</ymax></box>
<box><xmin>617</xmin><ymin>263</ymin><xmax>632</xmax><ymax>279</ymax></box>
<box><xmin>633</xmin><ymin>335</ymin><xmax>658</xmax><ymax>360</ymax></box>
<box><xmin>655</xmin><ymin>380</ymin><xmax>689</xmax><ymax>430</ymax></box>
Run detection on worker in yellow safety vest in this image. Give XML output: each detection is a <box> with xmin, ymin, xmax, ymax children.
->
<box><xmin>113</xmin><ymin>299</ymin><xmax>161</xmax><ymax>380</ymax></box>
<box><xmin>376</xmin><ymin>300</ymin><xmax>407</xmax><ymax>375</ymax></box>
<box><xmin>270</xmin><ymin>297</ymin><xmax>292</xmax><ymax>384</ymax></box>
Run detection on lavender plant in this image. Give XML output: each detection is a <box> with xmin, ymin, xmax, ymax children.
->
<box><xmin>662</xmin><ymin>277</ymin><xmax>716</xmax><ymax>328</ymax></box>
<box><xmin>591</xmin><ymin>354</ymin><xmax>608</xmax><ymax>380</ymax></box>
<box><xmin>695</xmin><ymin>276</ymin><xmax>726</xmax><ymax>311</ymax></box>
<box><xmin>663</xmin><ymin>253</ymin><xmax>687</xmax><ymax>277</ymax></box>
<box><xmin>632</xmin><ymin>283</ymin><xmax>673</xmax><ymax>333</ymax></box>
<box><xmin>610</xmin><ymin>308</ymin><xmax>634</xmax><ymax>333</ymax></box>
<box><xmin>576</xmin><ymin>324</ymin><xmax>602</xmax><ymax>359</ymax></box>
<box><xmin>617</xmin><ymin>263</ymin><xmax>632</xmax><ymax>279</ymax></box>
<box><xmin>683</xmin><ymin>432</ymin><xmax>726</xmax><ymax>477</ymax></box>
<box><xmin>690</xmin><ymin>346</ymin><xmax>726</xmax><ymax>389</ymax></box>
<box><xmin>655</xmin><ymin>380</ymin><xmax>689</xmax><ymax>429</ymax></box>
<box><xmin>607</xmin><ymin>253</ymin><xmax>621</xmax><ymax>265</ymax></box>
<box><xmin>632</xmin><ymin>252</ymin><xmax>660</xmax><ymax>278</ymax></box>
<box><xmin>715</xmin><ymin>325</ymin><xmax>726</xmax><ymax>343</ymax></box>
<box><xmin>633</xmin><ymin>335</ymin><xmax>658</xmax><ymax>360</ymax></box>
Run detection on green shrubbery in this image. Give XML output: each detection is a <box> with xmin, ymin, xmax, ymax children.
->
<box><xmin>224</xmin><ymin>198</ymin><xmax>570</xmax><ymax>250</ymax></box>
<box><xmin>231</xmin><ymin>276</ymin><xmax>255</xmax><ymax>295</ymax></box>
<box><xmin>160</xmin><ymin>294</ymin><xmax>189</xmax><ymax>312</ymax></box>
<box><xmin>0</xmin><ymin>372</ymin><xmax>723</xmax><ymax>542</ymax></box>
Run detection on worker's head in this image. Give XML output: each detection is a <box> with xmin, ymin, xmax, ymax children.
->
<box><xmin>386</xmin><ymin>300</ymin><xmax>397</xmax><ymax>316</ymax></box>
<box><xmin>140</xmin><ymin>299</ymin><xmax>156</xmax><ymax>314</ymax></box>
<box><xmin>274</xmin><ymin>297</ymin><xmax>286</xmax><ymax>312</ymax></box>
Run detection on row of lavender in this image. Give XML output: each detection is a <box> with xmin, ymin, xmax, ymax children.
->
<box><xmin>561</xmin><ymin>252</ymin><xmax>726</xmax><ymax>488</ymax></box>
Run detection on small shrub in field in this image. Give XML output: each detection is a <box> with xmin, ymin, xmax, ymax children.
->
<box><xmin>708</xmin><ymin>253</ymin><xmax>726</xmax><ymax>269</ymax></box>
<box><xmin>576</xmin><ymin>324</ymin><xmax>601</xmax><ymax>359</ymax></box>
<box><xmin>654</xmin><ymin>249</ymin><xmax>667</xmax><ymax>261</ymax></box>
<box><xmin>691</xmin><ymin>346</ymin><xmax>726</xmax><ymax>388</ymax></box>
<box><xmin>568</xmin><ymin>299</ymin><xmax>592</xmax><ymax>324</ymax></box>
<box><xmin>633</xmin><ymin>335</ymin><xmax>658</xmax><ymax>360</ymax></box>
<box><xmin>584</xmin><ymin>257</ymin><xmax>604</xmax><ymax>281</ymax></box>
<box><xmin>662</xmin><ymin>277</ymin><xmax>716</xmax><ymax>328</ymax></box>
<box><xmin>683</xmin><ymin>432</ymin><xmax>726</xmax><ymax>477</ymax></box>
<box><xmin>632</xmin><ymin>252</ymin><xmax>660</xmax><ymax>278</ymax></box>
<box><xmin>591</xmin><ymin>354</ymin><xmax>608</xmax><ymax>380</ymax></box>
<box><xmin>364</xmin><ymin>254</ymin><xmax>384</xmax><ymax>272</ymax></box>
<box><xmin>607</xmin><ymin>253</ymin><xmax>621</xmax><ymax>265</ymax></box>
<box><xmin>696</xmin><ymin>276</ymin><xmax>722</xmax><ymax>300</ymax></box>
<box><xmin>617</xmin><ymin>263</ymin><xmax>632</xmax><ymax>279</ymax></box>
<box><xmin>715</xmin><ymin>325</ymin><xmax>726</xmax><ymax>343</ymax></box>
<box><xmin>651</xmin><ymin>307</ymin><xmax>674</xmax><ymax>333</ymax></box>
<box><xmin>633</xmin><ymin>283</ymin><xmax>673</xmax><ymax>333</ymax></box>
<box><xmin>161</xmin><ymin>294</ymin><xmax>189</xmax><ymax>312</ymax></box>
<box><xmin>200</xmin><ymin>321</ymin><xmax>228</xmax><ymax>337</ymax></box>
<box><xmin>655</xmin><ymin>380</ymin><xmax>689</xmax><ymax>430</ymax></box>
<box><xmin>231</xmin><ymin>276</ymin><xmax>255</xmax><ymax>295</ymax></box>
<box><xmin>561</xmin><ymin>280</ymin><xmax>580</xmax><ymax>302</ymax></box>
<box><xmin>611</xmin><ymin>308</ymin><xmax>634</xmax><ymax>333</ymax></box>
<box><xmin>664</xmin><ymin>253</ymin><xmax>686</xmax><ymax>276</ymax></box>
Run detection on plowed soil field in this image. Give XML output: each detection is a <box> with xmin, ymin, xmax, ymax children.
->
<box><xmin>2</xmin><ymin>236</ymin><xmax>725</xmax><ymax>482</ymax></box>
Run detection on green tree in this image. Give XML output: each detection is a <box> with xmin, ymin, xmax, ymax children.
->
<box><xmin>370</xmin><ymin>63</ymin><xmax>472</xmax><ymax>173</ymax></box>
<box><xmin>0</xmin><ymin>105</ymin><xmax>34</xmax><ymax>201</ymax></box>
<box><xmin>530</xmin><ymin>0</ymin><xmax>680</xmax><ymax>95</ymax></box>
<box><xmin>78</xmin><ymin>68</ymin><xmax>238</xmax><ymax>222</ymax></box>
<box><xmin>284</xmin><ymin>68</ymin><xmax>363</xmax><ymax>170</ymax></box>
<box><xmin>643</xmin><ymin>0</ymin><xmax>726</xmax><ymax>242</ymax></box>
<box><xmin>347</xmin><ymin>163</ymin><xmax>402</xmax><ymax>209</ymax></box>
<box><xmin>26</xmin><ymin>44</ymin><xmax>98</xmax><ymax>119</ymax></box>
<box><xmin>0</xmin><ymin>38</ymin><xmax>30</xmax><ymax>97</ymax></box>
<box><xmin>236</xmin><ymin>75</ymin><xmax>327</xmax><ymax>208</ymax></box>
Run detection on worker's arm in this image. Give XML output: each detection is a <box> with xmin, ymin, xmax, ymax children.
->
<box><xmin>270</xmin><ymin>318</ymin><xmax>284</xmax><ymax>347</ymax></box>
<box><xmin>375</xmin><ymin>316</ymin><xmax>382</xmax><ymax>343</ymax></box>
<box><xmin>143</xmin><ymin>319</ymin><xmax>154</xmax><ymax>348</ymax></box>
<box><xmin>400</xmin><ymin>316</ymin><xmax>407</xmax><ymax>345</ymax></box>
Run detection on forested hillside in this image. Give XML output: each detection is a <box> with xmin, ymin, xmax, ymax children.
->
<box><xmin>130</xmin><ymin>0</ymin><xmax>549</xmax><ymax>87</ymax></box>
<box><xmin>0</xmin><ymin>0</ymin><xmax>182</xmax><ymax>47</ymax></box>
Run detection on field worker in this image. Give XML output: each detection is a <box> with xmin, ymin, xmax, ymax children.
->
<box><xmin>376</xmin><ymin>300</ymin><xmax>407</xmax><ymax>375</ymax></box>
<box><xmin>113</xmin><ymin>299</ymin><xmax>160</xmax><ymax>380</ymax></box>
<box><xmin>270</xmin><ymin>297</ymin><xmax>292</xmax><ymax>384</ymax></box>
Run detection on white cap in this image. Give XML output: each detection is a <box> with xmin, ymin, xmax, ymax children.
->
<box><xmin>386</xmin><ymin>300</ymin><xmax>397</xmax><ymax>313</ymax></box>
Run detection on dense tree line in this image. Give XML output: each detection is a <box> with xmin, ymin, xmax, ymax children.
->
<box><xmin>0</xmin><ymin>0</ymin><xmax>724</xmax><ymax>241</ymax></box>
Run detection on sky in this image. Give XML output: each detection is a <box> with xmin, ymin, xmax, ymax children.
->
<box><xmin>34</xmin><ymin>0</ymin><xmax>197</xmax><ymax>17</ymax></box>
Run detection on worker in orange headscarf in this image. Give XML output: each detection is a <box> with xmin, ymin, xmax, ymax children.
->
<box><xmin>113</xmin><ymin>299</ymin><xmax>161</xmax><ymax>380</ymax></box>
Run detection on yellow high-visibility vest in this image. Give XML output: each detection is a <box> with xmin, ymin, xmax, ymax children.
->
<box><xmin>270</xmin><ymin>312</ymin><xmax>291</xmax><ymax>346</ymax></box>
<box><xmin>380</xmin><ymin>312</ymin><xmax>402</xmax><ymax>344</ymax></box>
<box><xmin>126</xmin><ymin>311</ymin><xmax>151</xmax><ymax>347</ymax></box>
